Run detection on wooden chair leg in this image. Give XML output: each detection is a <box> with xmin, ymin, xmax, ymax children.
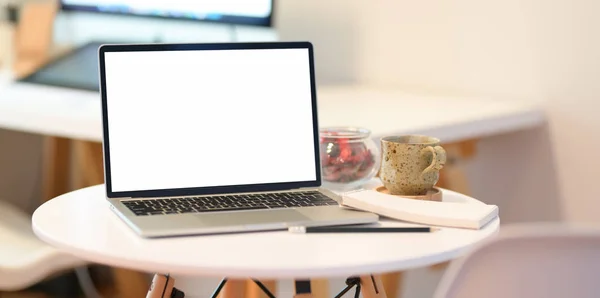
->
<box><xmin>246</xmin><ymin>280</ymin><xmax>277</xmax><ymax>298</ymax></box>
<box><xmin>360</xmin><ymin>275</ymin><xmax>388</xmax><ymax>298</ymax></box>
<box><xmin>220</xmin><ymin>279</ymin><xmax>247</xmax><ymax>298</ymax></box>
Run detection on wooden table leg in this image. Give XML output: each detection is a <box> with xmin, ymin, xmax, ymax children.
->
<box><xmin>42</xmin><ymin>136</ymin><xmax>72</xmax><ymax>202</ymax></box>
<box><xmin>72</xmin><ymin>140</ymin><xmax>104</xmax><ymax>187</ymax></box>
<box><xmin>246</xmin><ymin>280</ymin><xmax>277</xmax><ymax>298</ymax></box>
<box><xmin>360</xmin><ymin>275</ymin><xmax>388</xmax><ymax>298</ymax></box>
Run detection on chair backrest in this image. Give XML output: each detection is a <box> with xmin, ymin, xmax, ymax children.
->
<box><xmin>435</xmin><ymin>223</ymin><xmax>600</xmax><ymax>298</ymax></box>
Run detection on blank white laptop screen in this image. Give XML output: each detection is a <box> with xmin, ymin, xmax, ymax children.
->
<box><xmin>104</xmin><ymin>48</ymin><xmax>317</xmax><ymax>192</ymax></box>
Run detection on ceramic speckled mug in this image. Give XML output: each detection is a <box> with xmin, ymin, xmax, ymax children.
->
<box><xmin>379</xmin><ymin>135</ymin><xmax>447</xmax><ymax>196</ymax></box>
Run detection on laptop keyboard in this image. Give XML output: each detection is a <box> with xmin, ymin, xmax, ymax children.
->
<box><xmin>122</xmin><ymin>191</ymin><xmax>339</xmax><ymax>216</ymax></box>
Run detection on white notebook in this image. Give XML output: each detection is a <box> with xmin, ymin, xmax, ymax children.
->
<box><xmin>341</xmin><ymin>189</ymin><xmax>498</xmax><ymax>230</ymax></box>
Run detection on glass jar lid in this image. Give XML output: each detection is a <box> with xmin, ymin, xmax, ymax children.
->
<box><xmin>319</xmin><ymin>127</ymin><xmax>372</xmax><ymax>140</ymax></box>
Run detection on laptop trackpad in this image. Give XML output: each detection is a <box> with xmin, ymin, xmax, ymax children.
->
<box><xmin>194</xmin><ymin>209</ymin><xmax>310</xmax><ymax>226</ymax></box>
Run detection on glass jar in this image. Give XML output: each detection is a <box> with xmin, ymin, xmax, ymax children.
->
<box><xmin>319</xmin><ymin>127</ymin><xmax>381</xmax><ymax>191</ymax></box>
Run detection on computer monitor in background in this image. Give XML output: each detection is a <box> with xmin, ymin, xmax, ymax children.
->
<box><xmin>19</xmin><ymin>0</ymin><xmax>277</xmax><ymax>91</ymax></box>
<box><xmin>60</xmin><ymin>0</ymin><xmax>274</xmax><ymax>27</ymax></box>
<box><xmin>54</xmin><ymin>0</ymin><xmax>277</xmax><ymax>45</ymax></box>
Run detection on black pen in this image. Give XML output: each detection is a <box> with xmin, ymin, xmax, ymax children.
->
<box><xmin>288</xmin><ymin>226</ymin><xmax>437</xmax><ymax>233</ymax></box>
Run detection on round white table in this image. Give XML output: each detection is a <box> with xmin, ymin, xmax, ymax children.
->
<box><xmin>32</xmin><ymin>183</ymin><xmax>499</xmax><ymax>297</ymax></box>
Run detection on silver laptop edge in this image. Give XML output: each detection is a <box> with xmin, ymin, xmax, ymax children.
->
<box><xmin>108</xmin><ymin>187</ymin><xmax>377</xmax><ymax>238</ymax></box>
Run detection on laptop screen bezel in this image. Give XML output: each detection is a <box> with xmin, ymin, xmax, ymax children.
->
<box><xmin>98</xmin><ymin>42</ymin><xmax>322</xmax><ymax>199</ymax></box>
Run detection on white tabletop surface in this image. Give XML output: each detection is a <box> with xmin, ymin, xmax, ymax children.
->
<box><xmin>32</xmin><ymin>181</ymin><xmax>499</xmax><ymax>279</ymax></box>
<box><xmin>0</xmin><ymin>79</ymin><xmax>544</xmax><ymax>143</ymax></box>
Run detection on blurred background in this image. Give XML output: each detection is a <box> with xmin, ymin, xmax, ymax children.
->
<box><xmin>1</xmin><ymin>0</ymin><xmax>599</xmax><ymax>297</ymax></box>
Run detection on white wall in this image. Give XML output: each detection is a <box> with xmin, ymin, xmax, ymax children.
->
<box><xmin>523</xmin><ymin>0</ymin><xmax>600</xmax><ymax>222</ymax></box>
<box><xmin>356</xmin><ymin>1</ymin><xmax>543</xmax><ymax>99</ymax></box>
<box><xmin>276</xmin><ymin>0</ymin><xmax>363</xmax><ymax>85</ymax></box>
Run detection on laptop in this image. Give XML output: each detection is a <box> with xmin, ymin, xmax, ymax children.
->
<box><xmin>98</xmin><ymin>42</ymin><xmax>379</xmax><ymax>238</ymax></box>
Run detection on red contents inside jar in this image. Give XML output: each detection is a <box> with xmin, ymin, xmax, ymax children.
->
<box><xmin>320</xmin><ymin>135</ymin><xmax>376</xmax><ymax>183</ymax></box>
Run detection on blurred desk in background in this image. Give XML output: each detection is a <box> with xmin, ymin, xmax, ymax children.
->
<box><xmin>0</xmin><ymin>78</ymin><xmax>544</xmax><ymax>298</ymax></box>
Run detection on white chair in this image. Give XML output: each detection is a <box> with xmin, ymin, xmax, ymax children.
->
<box><xmin>0</xmin><ymin>200</ymin><xmax>100</xmax><ymax>297</ymax></box>
<box><xmin>435</xmin><ymin>223</ymin><xmax>600</xmax><ymax>298</ymax></box>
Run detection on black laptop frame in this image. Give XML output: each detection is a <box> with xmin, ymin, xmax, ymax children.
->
<box><xmin>99</xmin><ymin>42</ymin><xmax>321</xmax><ymax>199</ymax></box>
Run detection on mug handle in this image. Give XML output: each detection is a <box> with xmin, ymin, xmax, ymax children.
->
<box><xmin>420</xmin><ymin>145</ymin><xmax>447</xmax><ymax>180</ymax></box>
